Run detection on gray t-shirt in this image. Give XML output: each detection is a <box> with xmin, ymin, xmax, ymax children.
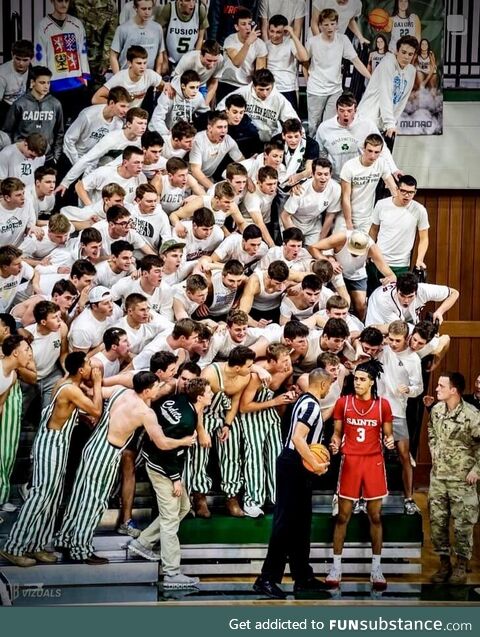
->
<box><xmin>111</xmin><ymin>19</ymin><xmax>165</xmax><ymax>70</ymax></box>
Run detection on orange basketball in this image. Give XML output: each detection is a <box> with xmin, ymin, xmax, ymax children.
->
<box><xmin>302</xmin><ymin>443</ymin><xmax>330</xmax><ymax>474</ymax></box>
<box><xmin>368</xmin><ymin>7</ymin><xmax>390</xmax><ymax>30</ymax></box>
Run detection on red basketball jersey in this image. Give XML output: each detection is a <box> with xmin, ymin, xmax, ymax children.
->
<box><xmin>333</xmin><ymin>395</ymin><xmax>393</xmax><ymax>456</ymax></box>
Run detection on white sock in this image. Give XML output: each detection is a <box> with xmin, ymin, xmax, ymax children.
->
<box><xmin>333</xmin><ymin>555</ymin><xmax>342</xmax><ymax>571</ymax></box>
<box><xmin>372</xmin><ymin>554</ymin><xmax>381</xmax><ymax>570</ymax></box>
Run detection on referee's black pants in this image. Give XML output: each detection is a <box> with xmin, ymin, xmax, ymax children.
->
<box><xmin>261</xmin><ymin>449</ymin><xmax>314</xmax><ymax>584</ymax></box>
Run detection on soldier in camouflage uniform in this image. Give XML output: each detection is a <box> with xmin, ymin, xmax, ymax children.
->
<box><xmin>428</xmin><ymin>372</ymin><xmax>480</xmax><ymax>585</ymax></box>
<box><xmin>70</xmin><ymin>0</ymin><xmax>119</xmax><ymax>92</ymax></box>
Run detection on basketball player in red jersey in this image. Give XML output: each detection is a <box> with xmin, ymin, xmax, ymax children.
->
<box><xmin>326</xmin><ymin>359</ymin><xmax>395</xmax><ymax>590</ymax></box>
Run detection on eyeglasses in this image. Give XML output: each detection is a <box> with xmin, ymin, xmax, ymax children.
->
<box><xmin>398</xmin><ymin>188</ymin><xmax>416</xmax><ymax>196</ymax></box>
<box><xmin>113</xmin><ymin>220</ymin><xmax>132</xmax><ymax>227</ymax></box>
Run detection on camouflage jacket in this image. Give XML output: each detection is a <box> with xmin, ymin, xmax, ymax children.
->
<box><xmin>428</xmin><ymin>400</ymin><xmax>480</xmax><ymax>480</ymax></box>
<box><xmin>70</xmin><ymin>0</ymin><xmax>119</xmax><ymax>71</ymax></box>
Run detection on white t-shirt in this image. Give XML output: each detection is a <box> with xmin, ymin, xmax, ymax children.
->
<box><xmin>93</xmin><ymin>260</ymin><xmax>129</xmax><ymax>288</ymax></box>
<box><xmin>112</xmin><ymin>314</ymin><xmax>169</xmax><ymax>355</ymax></box>
<box><xmin>372</xmin><ymin>197</ymin><xmax>430</xmax><ymax>267</ymax></box>
<box><xmin>0</xmin><ymin>262</ymin><xmax>34</xmax><ymax>312</ymax></box>
<box><xmin>69</xmin><ymin>305</ymin><xmax>123</xmax><ymax>351</ymax></box>
<box><xmin>104</xmin><ymin>69</ymin><xmax>163</xmax><ymax>108</ymax></box>
<box><xmin>0</xmin><ymin>199</ymin><xmax>36</xmax><ymax>247</ymax></box>
<box><xmin>110</xmin><ymin>276</ymin><xmax>173</xmax><ymax>319</ymax></box>
<box><xmin>378</xmin><ymin>345</ymin><xmax>423</xmax><ymax>417</ymax></box>
<box><xmin>161</xmin><ymin>135</ymin><xmax>188</xmax><ymax>160</ymax></box>
<box><xmin>63</xmin><ymin>104</ymin><xmax>124</xmax><ymax>165</ymax></box>
<box><xmin>221</xmin><ymin>34</ymin><xmax>268</xmax><ymax>86</ymax></box>
<box><xmin>340</xmin><ymin>156</ymin><xmax>390</xmax><ymax>232</ymax></box>
<box><xmin>82</xmin><ymin>165</ymin><xmax>147</xmax><ymax>204</ymax></box>
<box><xmin>306</xmin><ymin>33</ymin><xmax>357</xmax><ymax>96</ymax></box>
<box><xmin>258</xmin><ymin>245</ymin><xmax>312</xmax><ymax>272</ymax></box>
<box><xmin>172</xmin><ymin>50</ymin><xmax>224</xmax><ymax>85</ymax></box>
<box><xmin>266</xmin><ymin>38</ymin><xmax>299</xmax><ymax>92</ymax></box>
<box><xmin>173</xmin><ymin>220</ymin><xmax>224</xmax><ymax>262</ymax></box>
<box><xmin>92</xmin><ymin>219</ymin><xmax>147</xmax><ymax>255</ymax></box>
<box><xmin>189</xmin><ymin>131</ymin><xmax>242</xmax><ymax>177</ymax></box>
<box><xmin>283</xmin><ymin>178</ymin><xmax>341</xmax><ymax>242</ymax></box>
<box><xmin>214</xmin><ymin>233</ymin><xmax>268</xmax><ymax>270</ymax></box>
<box><xmin>365</xmin><ymin>282</ymin><xmax>451</xmax><ymax>327</ymax></box>
<box><xmin>111</xmin><ymin>19</ymin><xmax>165</xmax><ymax>70</ymax></box>
<box><xmin>25</xmin><ymin>184</ymin><xmax>55</xmax><ymax>218</ymax></box>
<box><xmin>127</xmin><ymin>202</ymin><xmax>172</xmax><ymax>252</ymax></box>
<box><xmin>312</xmin><ymin>0</ymin><xmax>362</xmax><ymax>34</ymax></box>
<box><xmin>316</xmin><ymin>114</ymin><xmax>398</xmax><ymax>181</ymax></box>
<box><xmin>0</xmin><ymin>144</ymin><xmax>44</xmax><ymax>185</ymax></box>
<box><xmin>242</xmin><ymin>188</ymin><xmax>275</xmax><ymax>224</ymax></box>
<box><xmin>259</xmin><ymin>0</ymin><xmax>307</xmax><ymax>23</ymax></box>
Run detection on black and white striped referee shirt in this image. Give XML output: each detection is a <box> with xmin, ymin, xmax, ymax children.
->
<box><xmin>285</xmin><ymin>392</ymin><xmax>324</xmax><ymax>452</ymax></box>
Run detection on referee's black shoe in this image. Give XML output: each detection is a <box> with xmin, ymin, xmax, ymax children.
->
<box><xmin>253</xmin><ymin>576</ymin><xmax>286</xmax><ymax>600</ymax></box>
<box><xmin>293</xmin><ymin>577</ymin><xmax>326</xmax><ymax>594</ymax></box>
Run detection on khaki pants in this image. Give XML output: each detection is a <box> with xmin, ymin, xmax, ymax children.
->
<box><xmin>139</xmin><ymin>466</ymin><xmax>191</xmax><ymax>575</ymax></box>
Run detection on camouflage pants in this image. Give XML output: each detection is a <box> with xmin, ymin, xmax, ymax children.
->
<box><xmin>429</xmin><ymin>476</ymin><xmax>479</xmax><ymax>559</ymax></box>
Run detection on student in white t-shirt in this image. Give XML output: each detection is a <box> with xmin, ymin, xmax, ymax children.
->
<box><xmin>260</xmin><ymin>0</ymin><xmax>306</xmax><ymax>40</ymax></box>
<box><xmin>265</xmin><ymin>16</ymin><xmax>308</xmax><ymax>110</ymax></box>
<box><xmin>68</xmin><ymin>285</ymin><xmax>123</xmax><ymax>352</ymax></box>
<box><xmin>149</xmin><ymin>70</ymin><xmax>209</xmax><ymax>136</ymax></box>
<box><xmin>0</xmin><ymin>40</ymin><xmax>34</xmax><ymax>125</ymax></box>
<box><xmin>311</xmin><ymin>0</ymin><xmax>368</xmax><ymax>44</ymax></box>
<box><xmin>127</xmin><ymin>182</ymin><xmax>172</xmax><ymax>253</ymax></box>
<box><xmin>75</xmin><ymin>146</ymin><xmax>147</xmax><ymax>206</ymax></box>
<box><xmin>96</xmin><ymin>46</ymin><xmax>164</xmax><ymax>109</ymax></box>
<box><xmin>369</xmin><ymin>175</ymin><xmax>429</xmax><ymax>285</ymax></box>
<box><xmin>110</xmin><ymin>0</ymin><xmax>167</xmax><ymax>73</ymax></box>
<box><xmin>19</xmin><ymin>213</ymin><xmax>72</xmax><ymax>266</ymax></box>
<box><xmin>241</xmin><ymin>166</ymin><xmax>278</xmax><ymax>248</ymax></box>
<box><xmin>0</xmin><ymin>134</ymin><xmax>47</xmax><ymax>186</ymax></box>
<box><xmin>26</xmin><ymin>166</ymin><xmax>56</xmax><ymax>222</ymax></box>
<box><xmin>280</xmin><ymin>158</ymin><xmax>341</xmax><ymax>246</ymax></box>
<box><xmin>65</xmin><ymin>87</ymin><xmax>131</xmax><ymax>165</ymax></box>
<box><xmin>305</xmin><ymin>8</ymin><xmax>370</xmax><ymax>136</ymax></box>
<box><xmin>93</xmin><ymin>205</ymin><xmax>155</xmax><ymax>257</ymax></box>
<box><xmin>0</xmin><ymin>245</ymin><xmax>34</xmax><ymax>313</ymax></box>
<box><xmin>204</xmin><ymin>224</ymin><xmax>268</xmax><ymax>275</ymax></box>
<box><xmin>161</xmin><ymin>121</ymin><xmax>197</xmax><ymax>160</ymax></box>
<box><xmin>0</xmin><ymin>178</ymin><xmax>37</xmax><ymax>249</ymax></box>
<box><xmin>218</xmin><ymin>7</ymin><xmax>268</xmax><ymax>101</ymax></box>
<box><xmin>189</xmin><ymin>111</ymin><xmax>243</xmax><ymax>190</ymax></box>
<box><xmin>340</xmin><ymin>133</ymin><xmax>397</xmax><ymax>232</ymax></box>
<box><xmin>171</xmin><ymin>40</ymin><xmax>224</xmax><ymax>106</ymax></box>
<box><xmin>94</xmin><ymin>240</ymin><xmax>135</xmax><ymax>288</ymax></box>
<box><xmin>58</xmin><ymin>107</ymin><xmax>148</xmax><ymax>192</ymax></box>
<box><xmin>172</xmin><ymin>207</ymin><xmax>224</xmax><ymax>263</ymax></box>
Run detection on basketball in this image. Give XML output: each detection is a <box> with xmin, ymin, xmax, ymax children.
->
<box><xmin>302</xmin><ymin>443</ymin><xmax>330</xmax><ymax>474</ymax></box>
<box><xmin>368</xmin><ymin>8</ymin><xmax>390</xmax><ymax>30</ymax></box>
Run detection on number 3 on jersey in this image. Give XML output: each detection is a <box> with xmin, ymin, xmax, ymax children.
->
<box><xmin>356</xmin><ymin>427</ymin><xmax>366</xmax><ymax>443</ymax></box>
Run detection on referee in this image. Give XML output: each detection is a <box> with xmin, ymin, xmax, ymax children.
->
<box><xmin>253</xmin><ymin>368</ymin><xmax>332</xmax><ymax>599</ymax></box>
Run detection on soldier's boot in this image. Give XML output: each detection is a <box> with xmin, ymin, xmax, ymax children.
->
<box><xmin>192</xmin><ymin>493</ymin><xmax>211</xmax><ymax>519</ymax></box>
<box><xmin>431</xmin><ymin>555</ymin><xmax>452</xmax><ymax>583</ymax></box>
<box><xmin>449</xmin><ymin>557</ymin><xmax>468</xmax><ymax>585</ymax></box>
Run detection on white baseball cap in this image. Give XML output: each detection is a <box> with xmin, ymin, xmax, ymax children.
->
<box><xmin>88</xmin><ymin>286</ymin><xmax>112</xmax><ymax>304</ymax></box>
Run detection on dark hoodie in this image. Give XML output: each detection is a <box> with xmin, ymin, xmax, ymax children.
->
<box><xmin>3</xmin><ymin>91</ymin><xmax>64</xmax><ymax>162</ymax></box>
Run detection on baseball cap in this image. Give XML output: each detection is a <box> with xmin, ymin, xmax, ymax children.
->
<box><xmin>347</xmin><ymin>230</ymin><xmax>370</xmax><ymax>256</ymax></box>
<box><xmin>159</xmin><ymin>239</ymin><xmax>186</xmax><ymax>254</ymax></box>
<box><xmin>88</xmin><ymin>286</ymin><xmax>112</xmax><ymax>304</ymax></box>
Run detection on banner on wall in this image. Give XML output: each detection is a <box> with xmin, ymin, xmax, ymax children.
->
<box><xmin>359</xmin><ymin>0</ymin><xmax>444</xmax><ymax>135</ymax></box>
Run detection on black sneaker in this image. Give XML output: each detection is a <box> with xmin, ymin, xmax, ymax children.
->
<box><xmin>293</xmin><ymin>577</ymin><xmax>326</xmax><ymax>593</ymax></box>
<box><xmin>253</xmin><ymin>576</ymin><xmax>286</xmax><ymax>599</ymax></box>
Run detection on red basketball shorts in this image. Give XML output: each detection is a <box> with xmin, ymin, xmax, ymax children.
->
<box><xmin>337</xmin><ymin>453</ymin><xmax>388</xmax><ymax>501</ymax></box>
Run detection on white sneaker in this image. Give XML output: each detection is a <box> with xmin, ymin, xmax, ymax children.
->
<box><xmin>128</xmin><ymin>539</ymin><xmax>160</xmax><ymax>561</ymax></box>
<box><xmin>370</xmin><ymin>568</ymin><xmax>387</xmax><ymax>591</ymax></box>
<box><xmin>325</xmin><ymin>566</ymin><xmax>342</xmax><ymax>588</ymax></box>
<box><xmin>331</xmin><ymin>494</ymin><xmax>339</xmax><ymax>517</ymax></box>
<box><xmin>243</xmin><ymin>504</ymin><xmax>264</xmax><ymax>518</ymax></box>
<box><xmin>164</xmin><ymin>573</ymin><xmax>200</xmax><ymax>589</ymax></box>
<box><xmin>0</xmin><ymin>503</ymin><xmax>17</xmax><ymax>512</ymax></box>
<box><xmin>353</xmin><ymin>498</ymin><xmax>367</xmax><ymax>514</ymax></box>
